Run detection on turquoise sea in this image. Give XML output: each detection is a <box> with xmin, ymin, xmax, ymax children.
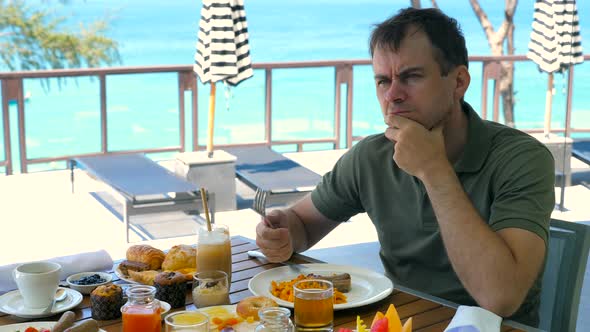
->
<box><xmin>2</xmin><ymin>0</ymin><xmax>590</xmax><ymax>172</ymax></box>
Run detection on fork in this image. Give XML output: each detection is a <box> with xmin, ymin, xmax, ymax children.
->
<box><xmin>252</xmin><ymin>188</ymin><xmax>268</xmax><ymax>217</ymax></box>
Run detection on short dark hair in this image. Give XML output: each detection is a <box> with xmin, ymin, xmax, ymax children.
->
<box><xmin>369</xmin><ymin>7</ymin><xmax>468</xmax><ymax>76</ymax></box>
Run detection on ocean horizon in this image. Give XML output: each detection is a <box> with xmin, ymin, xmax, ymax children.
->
<box><xmin>2</xmin><ymin>0</ymin><xmax>590</xmax><ymax>172</ymax></box>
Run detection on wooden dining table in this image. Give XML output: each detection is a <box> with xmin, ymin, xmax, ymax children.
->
<box><xmin>0</xmin><ymin>236</ymin><xmax>535</xmax><ymax>332</ymax></box>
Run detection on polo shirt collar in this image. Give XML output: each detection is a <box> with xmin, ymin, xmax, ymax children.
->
<box><xmin>453</xmin><ymin>102</ymin><xmax>491</xmax><ymax>173</ymax></box>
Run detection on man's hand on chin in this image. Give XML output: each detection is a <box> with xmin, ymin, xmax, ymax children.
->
<box><xmin>385</xmin><ymin>114</ymin><xmax>449</xmax><ymax>180</ymax></box>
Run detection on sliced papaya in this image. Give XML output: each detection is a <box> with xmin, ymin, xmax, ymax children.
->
<box><xmin>401</xmin><ymin>317</ymin><xmax>412</xmax><ymax>332</ymax></box>
<box><xmin>384</xmin><ymin>304</ymin><xmax>402</xmax><ymax>332</ymax></box>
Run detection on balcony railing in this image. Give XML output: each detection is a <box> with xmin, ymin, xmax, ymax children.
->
<box><xmin>1</xmin><ymin>55</ymin><xmax>589</xmax><ymax>175</ymax></box>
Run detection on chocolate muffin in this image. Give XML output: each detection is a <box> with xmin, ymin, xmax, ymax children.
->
<box><xmin>154</xmin><ymin>271</ymin><xmax>186</xmax><ymax>308</ymax></box>
<box><xmin>90</xmin><ymin>284</ymin><xmax>123</xmax><ymax>320</ymax></box>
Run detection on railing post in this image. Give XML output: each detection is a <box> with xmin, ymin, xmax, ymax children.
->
<box><xmin>179</xmin><ymin>70</ymin><xmax>196</xmax><ymax>152</ymax></box>
<box><xmin>17</xmin><ymin>77</ymin><xmax>26</xmax><ymax>173</ymax></box>
<box><xmin>99</xmin><ymin>74</ymin><xmax>107</xmax><ymax>153</ymax></box>
<box><xmin>345</xmin><ymin>64</ymin><xmax>353</xmax><ymax>150</ymax></box>
<box><xmin>482</xmin><ymin>61</ymin><xmax>502</xmax><ymax>122</ymax></box>
<box><xmin>335</xmin><ymin>64</ymin><xmax>352</xmax><ymax>149</ymax></box>
<box><xmin>1</xmin><ymin>79</ymin><xmax>16</xmax><ymax>175</ymax></box>
<box><xmin>265</xmin><ymin>68</ymin><xmax>272</xmax><ymax>146</ymax></box>
<box><xmin>481</xmin><ymin>61</ymin><xmax>488</xmax><ymax>120</ymax></box>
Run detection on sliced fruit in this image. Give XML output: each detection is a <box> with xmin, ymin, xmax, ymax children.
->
<box><xmin>384</xmin><ymin>304</ymin><xmax>402</xmax><ymax>332</ymax></box>
<box><xmin>357</xmin><ymin>315</ymin><xmax>369</xmax><ymax>332</ymax></box>
<box><xmin>371</xmin><ymin>311</ymin><xmax>385</xmax><ymax>327</ymax></box>
<box><xmin>370</xmin><ymin>317</ymin><xmax>389</xmax><ymax>332</ymax></box>
<box><xmin>401</xmin><ymin>317</ymin><xmax>412</xmax><ymax>332</ymax></box>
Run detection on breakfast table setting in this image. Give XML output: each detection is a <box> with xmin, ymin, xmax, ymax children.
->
<box><xmin>0</xmin><ymin>232</ymin><xmax>541</xmax><ymax>332</ymax></box>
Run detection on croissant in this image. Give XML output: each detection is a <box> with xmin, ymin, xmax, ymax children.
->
<box><xmin>162</xmin><ymin>244</ymin><xmax>196</xmax><ymax>271</ymax></box>
<box><xmin>126</xmin><ymin>245</ymin><xmax>166</xmax><ymax>270</ymax></box>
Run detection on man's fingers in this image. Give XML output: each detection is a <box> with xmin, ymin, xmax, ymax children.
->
<box><xmin>386</xmin><ymin>114</ymin><xmax>412</xmax><ymax>128</ymax></box>
<box><xmin>384</xmin><ymin>127</ymin><xmax>398</xmax><ymax>142</ymax></box>
<box><xmin>256</xmin><ymin>223</ymin><xmax>289</xmax><ymax>247</ymax></box>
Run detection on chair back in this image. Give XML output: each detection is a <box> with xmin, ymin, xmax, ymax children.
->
<box><xmin>538</xmin><ymin>219</ymin><xmax>590</xmax><ymax>331</ymax></box>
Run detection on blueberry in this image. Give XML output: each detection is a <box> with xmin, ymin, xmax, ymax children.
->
<box><xmin>73</xmin><ymin>274</ymin><xmax>106</xmax><ymax>285</ymax></box>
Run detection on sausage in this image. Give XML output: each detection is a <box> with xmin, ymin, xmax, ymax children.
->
<box><xmin>63</xmin><ymin>319</ymin><xmax>99</xmax><ymax>332</ymax></box>
<box><xmin>52</xmin><ymin>311</ymin><xmax>76</xmax><ymax>332</ymax></box>
<box><xmin>306</xmin><ymin>273</ymin><xmax>352</xmax><ymax>293</ymax></box>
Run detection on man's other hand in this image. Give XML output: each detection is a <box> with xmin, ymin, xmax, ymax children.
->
<box><xmin>385</xmin><ymin>115</ymin><xmax>448</xmax><ymax>179</ymax></box>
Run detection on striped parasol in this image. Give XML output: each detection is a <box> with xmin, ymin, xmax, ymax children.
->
<box><xmin>527</xmin><ymin>0</ymin><xmax>583</xmax><ymax>136</ymax></box>
<box><xmin>194</xmin><ymin>0</ymin><xmax>253</xmax><ymax>156</ymax></box>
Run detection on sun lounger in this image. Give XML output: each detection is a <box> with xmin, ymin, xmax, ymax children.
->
<box><xmin>225</xmin><ymin>146</ymin><xmax>322</xmax><ymax>207</ymax></box>
<box><xmin>70</xmin><ymin>153</ymin><xmax>214</xmax><ymax>242</ymax></box>
<box><xmin>573</xmin><ymin>139</ymin><xmax>590</xmax><ymax>166</ymax></box>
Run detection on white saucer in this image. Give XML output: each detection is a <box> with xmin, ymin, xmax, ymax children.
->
<box><xmin>0</xmin><ymin>287</ymin><xmax>83</xmax><ymax>318</ymax></box>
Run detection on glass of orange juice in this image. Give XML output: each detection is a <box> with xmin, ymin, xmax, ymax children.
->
<box><xmin>165</xmin><ymin>310</ymin><xmax>209</xmax><ymax>332</ymax></box>
<box><xmin>293</xmin><ymin>279</ymin><xmax>334</xmax><ymax>332</ymax></box>
<box><xmin>196</xmin><ymin>224</ymin><xmax>232</xmax><ymax>283</ymax></box>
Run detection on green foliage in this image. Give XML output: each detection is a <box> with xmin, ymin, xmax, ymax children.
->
<box><xmin>0</xmin><ymin>0</ymin><xmax>120</xmax><ymax>71</ymax></box>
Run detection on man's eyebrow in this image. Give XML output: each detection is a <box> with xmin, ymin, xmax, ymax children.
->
<box><xmin>396</xmin><ymin>66</ymin><xmax>424</xmax><ymax>76</ymax></box>
<box><xmin>374</xmin><ymin>74</ymin><xmax>390</xmax><ymax>80</ymax></box>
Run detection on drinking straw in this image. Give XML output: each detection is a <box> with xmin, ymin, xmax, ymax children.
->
<box><xmin>199</xmin><ymin>187</ymin><xmax>212</xmax><ymax>232</ymax></box>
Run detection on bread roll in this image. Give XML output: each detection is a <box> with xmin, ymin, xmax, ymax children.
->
<box><xmin>126</xmin><ymin>245</ymin><xmax>165</xmax><ymax>270</ymax></box>
<box><xmin>162</xmin><ymin>244</ymin><xmax>196</xmax><ymax>271</ymax></box>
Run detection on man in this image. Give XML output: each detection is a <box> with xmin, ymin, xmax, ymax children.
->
<box><xmin>256</xmin><ymin>7</ymin><xmax>554</xmax><ymax>326</ymax></box>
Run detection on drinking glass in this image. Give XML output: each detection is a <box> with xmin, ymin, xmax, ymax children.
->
<box><xmin>165</xmin><ymin>310</ymin><xmax>209</xmax><ymax>332</ymax></box>
<box><xmin>192</xmin><ymin>270</ymin><xmax>230</xmax><ymax>308</ymax></box>
<box><xmin>196</xmin><ymin>224</ymin><xmax>232</xmax><ymax>283</ymax></box>
<box><xmin>293</xmin><ymin>279</ymin><xmax>334</xmax><ymax>332</ymax></box>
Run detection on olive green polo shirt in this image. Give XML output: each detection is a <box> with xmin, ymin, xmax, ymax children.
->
<box><xmin>311</xmin><ymin>102</ymin><xmax>555</xmax><ymax>326</ymax></box>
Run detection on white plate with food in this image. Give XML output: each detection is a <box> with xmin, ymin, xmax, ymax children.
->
<box><xmin>0</xmin><ymin>322</ymin><xmax>106</xmax><ymax>332</ymax></box>
<box><xmin>0</xmin><ymin>287</ymin><xmax>83</xmax><ymax>319</ymax></box>
<box><xmin>248</xmin><ymin>264</ymin><xmax>393</xmax><ymax>310</ymax></box>
<box><xmin>200</xmin><ymin>304</ymin><xmax>259</xmax><ymax>332</ymax></box>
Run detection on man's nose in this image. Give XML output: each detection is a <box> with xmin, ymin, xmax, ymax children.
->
<box><xmin>384</xmin><ymin>80</ymin><xmax>406</xmax><ymax>104</ymax></box>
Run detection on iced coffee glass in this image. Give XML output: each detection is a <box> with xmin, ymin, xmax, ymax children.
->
<box><xmin>294</xmin><ymin>279</ymin><xmax>334</xmax><ymax>332</ymax></box>
<box><xmin>196</xmin><ymin>224</ymin><xmax>232</xmax><ymax>283</ymax></box>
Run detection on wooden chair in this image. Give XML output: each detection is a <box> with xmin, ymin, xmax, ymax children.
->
<box><xmin>539</xmin><ymin>218</ymin><xmax>590</xmax><ymax>331</ymax></box>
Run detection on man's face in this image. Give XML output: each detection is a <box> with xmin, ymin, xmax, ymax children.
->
<box><xmin>372</xmin><ymin>29</ymin><xmax>460</xmax><ymax>130</ymax></box>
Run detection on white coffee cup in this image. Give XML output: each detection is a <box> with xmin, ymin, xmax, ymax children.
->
<box><xmin>13</xmin><ymin>261</ymin><xmax>61</xmax><ymax>309</ymax></box>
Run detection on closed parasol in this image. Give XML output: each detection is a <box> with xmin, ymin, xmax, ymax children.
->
<box><xmin>194</xmin><ymin>0</ymin><xmax>253</xmax><ymax>156</ymax></box>
<box><xmin>527</xmin><ymin>0</ymin><xmax>583</xmax><ymax>136</ymax></box>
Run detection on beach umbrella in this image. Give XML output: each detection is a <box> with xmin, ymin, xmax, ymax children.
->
<box><xmin>527</xmin><ymin>0</ymin><xmax>583</xmax><ymax>137</ymax></box>
<box><xmin>194</xmin><ymin>0</ymin><xmax>253</xmax><ymax>157</ymax></box>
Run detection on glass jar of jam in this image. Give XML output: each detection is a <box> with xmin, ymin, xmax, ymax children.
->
<box><xmin>121</xmin><ymin>285</ymin><xmax>161</xmax><ymax>332</ymax></box>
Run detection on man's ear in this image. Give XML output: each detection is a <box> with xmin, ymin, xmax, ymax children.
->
<box><xmin>453</xmin><ymin>65</ymin><xmax>470</xmax><ymax>101</ymax></box>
